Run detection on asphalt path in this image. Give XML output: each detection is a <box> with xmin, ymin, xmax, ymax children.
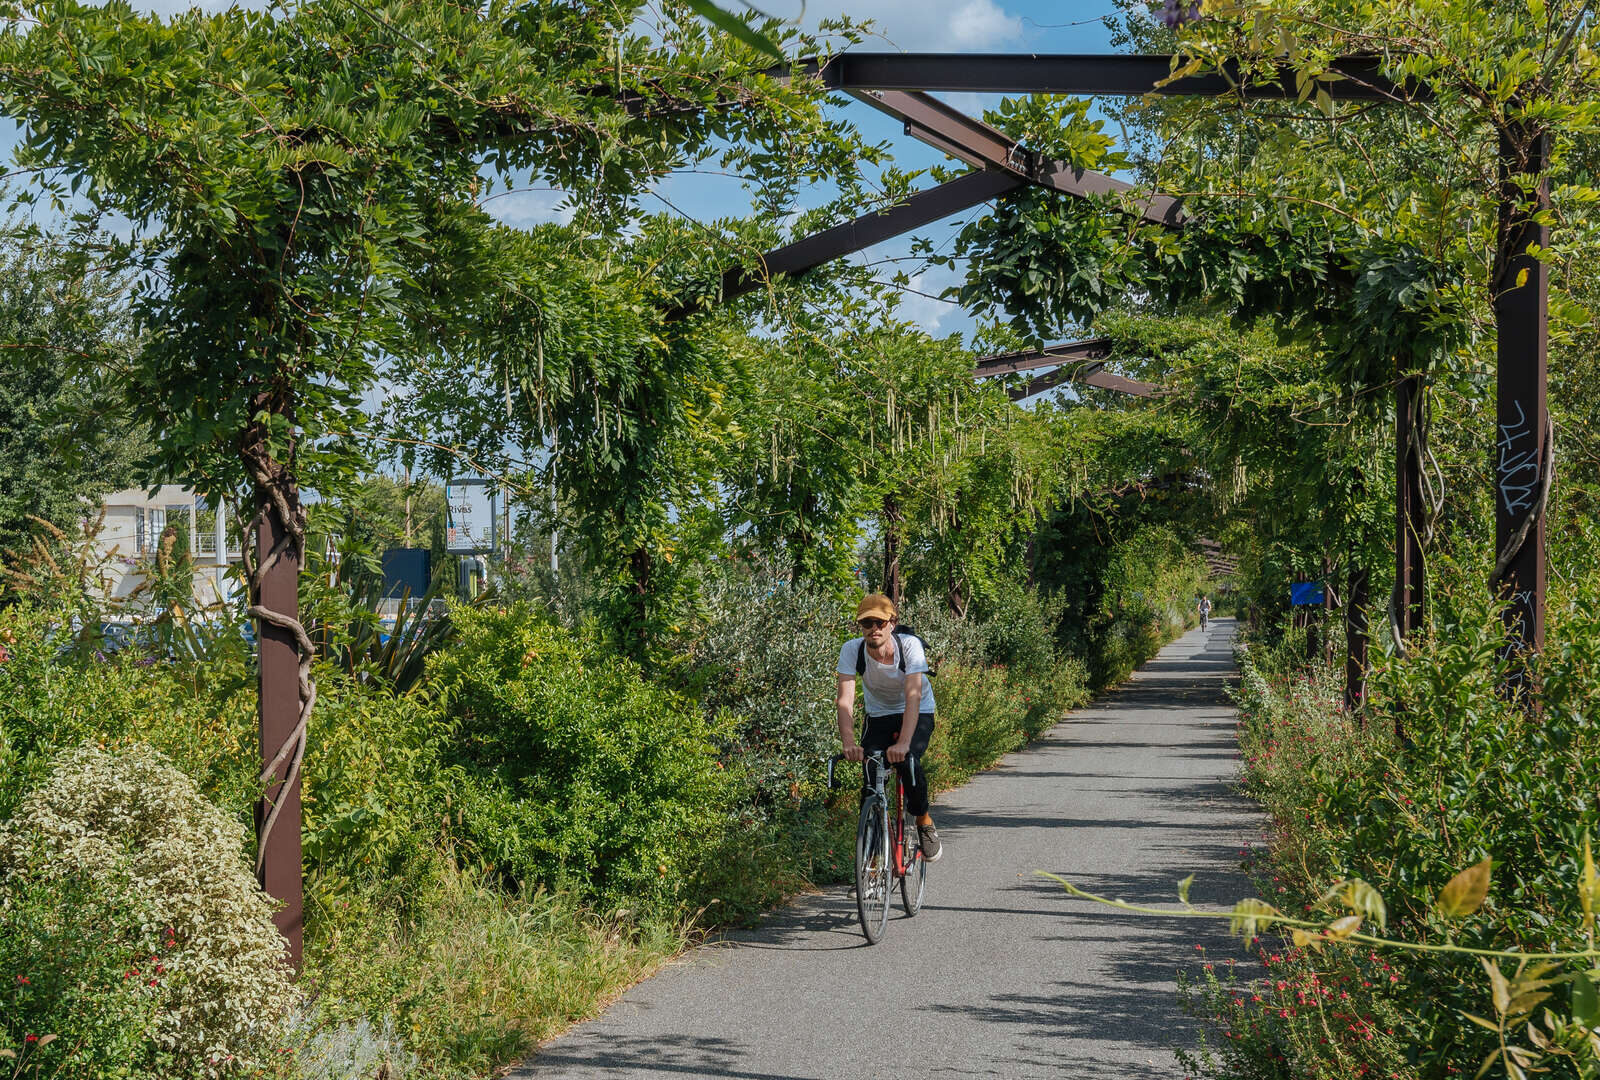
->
<box><xmin>515</xmin><ymin>618</ymin><xmax>1258</xmax><ymax>1080</ymax></box>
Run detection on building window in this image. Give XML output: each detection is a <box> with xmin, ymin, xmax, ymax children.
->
<box><xmin>135</xmin><ymin>507</ymin><xmax>145</xmax><ymax>555</ymax></box>
<box><xmin>195</xmin><ymin>497</ymin><xmax>217</xmax><ymax>555</ymax></box>
<box><xmin>146</xmin><ymin>507</ymin><xmax>165</xmax><ymax>557</ymax></box>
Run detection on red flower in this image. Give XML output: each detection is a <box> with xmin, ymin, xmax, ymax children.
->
<box><xmin>14</xmin><ymin>976</ymin><xmax>28</xmax><ymax>985</ymax></box>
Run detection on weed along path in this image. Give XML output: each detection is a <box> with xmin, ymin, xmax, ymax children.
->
<box><xmin>516</xmin><ymin>618</ymin><xmax>1258</xmax><ymax>1080</ymax></box>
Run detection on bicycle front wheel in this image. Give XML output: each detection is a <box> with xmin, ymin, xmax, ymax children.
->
<box><xmin>899</xmin><ymin>804</ymin><xmax>926</xmax><ymax>916</ymax></box>
<box><xmin>855</xmin><ymin>798</ymin><xmax>891</xmax><ymax>944</ymax></box>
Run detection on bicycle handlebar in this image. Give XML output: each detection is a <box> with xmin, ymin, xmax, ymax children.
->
<box><xmin>826</xmin><ymin>749</ymin><xmax>916</xmax><ymax>791</ymax></box>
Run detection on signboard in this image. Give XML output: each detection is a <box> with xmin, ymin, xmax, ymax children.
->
<box><xmin>1289</xmin><ymin>582</ymin><xmax>1326</xmax><ymax>606</ymax></box>
<box><xmin>445</xmin><ymin>479</ymin><xmax>497</xmax><ymax>554</ymax></box>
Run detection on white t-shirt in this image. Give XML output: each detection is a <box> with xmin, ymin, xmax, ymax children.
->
<box><xmin>836</xmin><ymin>633</ymin><xmax>936</xmax><ymax>717</ymax></box>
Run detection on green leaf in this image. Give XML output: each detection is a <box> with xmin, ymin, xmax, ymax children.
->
<box><xmin>683</xmin><ymin>0</ymin><xmax>784</xmax><ymax>60</ymax></box>
<box><xmin>1462</xmin><ymin>1011</ymin><xmax>1501</xmax><ymax>1033</ymax></box>
<box><xmin>1228</xmin><ymin>898</ymin><xmax>1280</xmax><ymax>941</ymax></box>
<box><xmin>1177</xmin><ymin>873</ymin><xmax>1195</xmax><ymax>906</ymax></box>
<box><xmin>1573</xmin><ymin>972</ymin><xmax>1599</xmax><ymax>1026</ymax></box>
<box><xmin>1320</xmin><ymin>878</ymin><xmax>1388</xmax><ymax>930</ymax></box>
<box><xmin>1436</xmin><ymin>858</ymin><xmax>1493</xmax><ymax>918</ymax></box>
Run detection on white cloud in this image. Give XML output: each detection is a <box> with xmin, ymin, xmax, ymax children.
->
<box><xmin>878</xmin><ymin>264</ymin><xmax>966</xmax><ymax>334</ymax></box>
<box><xmin>130</xmin><ymin>0</ymin><xmax>268</xmax><ymax>15</ymax></box>
<box><xmin>483</xmin><ymin>188</ymin><xmax>574</xmax><ymax>229</ymax></box>
<box><xmin>804</xmin><ymin>0</ymin><xmax>1023</xmax><ymax>51</ymax></box>
<box><xmin>945</xmin><ymin>0</ymin><xmax>1023</xmax><ymax>49</ymax></box>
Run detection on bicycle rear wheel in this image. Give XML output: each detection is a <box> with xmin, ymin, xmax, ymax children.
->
<box><xmin>855</xmin><ymin>798</ymin><xmax>891</xmax><ymax>944</ymax></box>
<box><xmin>899</xmin><ymin>800</ymin><xmax>926</xmax><ymax>916</ymax></box>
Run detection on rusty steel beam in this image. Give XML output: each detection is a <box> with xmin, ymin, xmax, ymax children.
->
<box><xmin>1346</xmin><ymin>563</ymin><xmax>1369</xmax><ymax>716</ymax></box>
<box><xmin>970</xmin><ymin>338</ymin><xmax>1159</xmax><ymax>399</ymax></box>
<box><xmin>847</xmin><ymin>89</ymin><xmax>1025</xmax><ymax>175</ymax></box>
<box><xmin>256</xmin><ymin>512</ymin><xmax>303</xmax><ymax>968</ymax></box>
<box><xmin>848</xmin><ymin>90</ymin><xmax>1185</xmax><ymax>227</ymax></box>
<box><xmin>973</xmin><ymin>338</ymin><xmax>1114</xmax><ymax>377</ymax></box>
<box><xmin>1493</xmin><ymin>126</ymin><xmax>1550</xmax><ymax>679</ymax></box>
<box><xmin>793</xmin><ymin>53</ymin><xmax>1415</xmax><ymax>101</ymax></box>
<box><xmin>1011</xmin><ymin>363</ymin><xmax>1159</xmax><ymax>400</ymax></box>
<box><xmin>710</xmin><ymin>169</ymin><xmax>1024</xmax><ymax>308</ymax></box>
<box><xmin>1394</xmin><ymin>373</ymin><xmax>1426</xmax><ymax>652</ymax></box>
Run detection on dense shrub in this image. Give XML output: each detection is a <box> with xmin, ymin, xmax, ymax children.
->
<box><xmin>967</xmin><ymin>580</ymin><xmax>1067</xmax><ymax>674</ymax></box>
<box><xmin>0</xmin><ymin>864</ymin><xmax>167</xmax><ymax>1076</ymax></box>
<box><xmin>0</xmin><ymin>603</ymin><xmax>258</xmax><ymax>822</ymax></box>
<box><xmin>685</xmin><ymin>574</ymin><xmax>848</xmax><ymax>807</ymax></box>
<box><xmin>429</xmin><ymin>606</ymin><xmax>736</xmax><ymax>912</ymax></box>
<box><xmin>0</xmin><ymin>743</ymin><xmax>293</xmax><ymax>1077</ymax></box>
<box><xmin>922</xmin><ymin>660</ymin><xmax>1090</xmax><ymax>790</ymax></box>
<box><xmin>1199</xmin><ymin>553</ymin><xmax>1600</xmax><ymax>1080</ymax></box>
<box><xmin>299</xmin><ymin>667</ymin><xmax>449</xmax><ymax>883</ymax></box>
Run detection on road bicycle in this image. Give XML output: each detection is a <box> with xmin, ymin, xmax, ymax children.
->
<box><xmin>828</xmin><ymin>749</ymin><xmax>927</xmax><ymax>944</ymax></box>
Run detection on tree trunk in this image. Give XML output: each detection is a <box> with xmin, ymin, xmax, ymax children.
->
<box><xmin>946</xmin><ymin>576</ymin><xmax>968</xmax><ymax>618</ymax></box>
<box><xmin>881</xmin><ymin>493</ymin><xmax>903</xmax><ymax>606</ymax></box>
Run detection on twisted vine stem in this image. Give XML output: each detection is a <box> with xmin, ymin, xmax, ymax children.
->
<box><xmin>1041</xmin><ymin>872</ymin><xmax>1600</xmax><ymax>964</ymax></box>
<box><xmin>1387</xmin><ymin>377</ymin><xmax>1446</xmax><ymax>658</ymax></box>
<box><xmin>240</xmin><ymin>448</ymin><xmax>314</xmax><ymax>880</ymax></box>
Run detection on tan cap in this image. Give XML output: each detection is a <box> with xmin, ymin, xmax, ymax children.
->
<box><xmin>855</xmin><ymin>593</ymin><xmax>896</xmax><ymax>622</ymax></box>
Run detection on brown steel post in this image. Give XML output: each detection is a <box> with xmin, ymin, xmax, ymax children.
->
<box><xmin>1345</xmin><ymin>564</ymin><xmax>1369</xmax><ymax>716</ymax></box>
<box><xmin>1493</xmin><ymin>125</ymin><xmax>1550</xmax><ymax>683</ymax></box>
<box><xmin>1394</xmin><ymin>373</ymin><xmax>1426</xmax><ymax>645</ymax></box>
<box><xmin>256</xmin><ymin>510</ymin><xmax>303</xmax><ymax>968</ymax></box>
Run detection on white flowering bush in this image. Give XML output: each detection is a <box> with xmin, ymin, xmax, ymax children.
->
<box><xmin>0</xmin><ymin>742</ymin><xmax>293</xmax><ymax>1076</ymax></box>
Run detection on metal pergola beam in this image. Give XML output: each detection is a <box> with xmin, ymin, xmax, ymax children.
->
<box><xmin>973</xmin><ymin>338</ymin><xmax>1114</xmax><ymax>376</ymax></box>
<box><xmin>794</xmin><ymin>52</ymin><xmax>1415</xmax><ymax>101</ymax></box>
<box><xmin>970</xmin><ymin>338</ymin><xmax>1161</xmax><ymax>399</ymax></box>
<box><xmin>847</xmin><ymin>90</ymin><xmax>1185</xmax><ymax>228</ymax></box>
<box><xmin>708</xmin><ymin>169</ymin><xmax>1025</xmax><ymax>308</ymax></box>
<box><xmin>1494</xmin><ymin>126</ymin><xmax>1550</xmax><ymax>680</ymax></box>
<box><xmin>1016</xmin><ymin>364</ymin><xmax>1159</xmax><ymax>400</ymax></box>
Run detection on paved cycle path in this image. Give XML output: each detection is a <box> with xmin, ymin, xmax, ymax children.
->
<box><xmin>516</xmin><ymin>618</ymin><xmax>1257</xmax><ymax>1080</ymax></box>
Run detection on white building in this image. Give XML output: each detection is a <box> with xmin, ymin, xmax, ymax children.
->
<box><xmin>93</xmin><ymin>486</ymin><xmax>245</xmax><ymax>610</ymax></box>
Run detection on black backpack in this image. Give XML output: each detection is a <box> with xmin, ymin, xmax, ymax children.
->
<box><xmin>856</xmin><ymin>626</ymin><xmax>937</xmax><ymax>678</ymax></box>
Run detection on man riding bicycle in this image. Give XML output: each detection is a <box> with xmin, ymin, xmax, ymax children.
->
<box><xmin>835</xmin><ymin>594</ymin><xmax>942</xmax><ymax>862</ymax></box>
<box><xmin>1196</xmin><ymin>592</ymin><xmax>1212</xmax><ymax>630</ymax></box>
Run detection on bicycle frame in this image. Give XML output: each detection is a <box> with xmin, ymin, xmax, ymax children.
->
<box><xmin>829</xmin><ymin>750</ymin><xmax>926</xmax><ymax>940</ymax></box>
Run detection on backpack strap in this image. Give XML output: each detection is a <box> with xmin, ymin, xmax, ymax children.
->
<box><xmin>857</xmin><ymin>630</ymin><xmax>934</xmax><ymax>677</ymax></box>
<box><xmin>858</xmin><ymin>634</ymin><xmax>908</xmax><ymax>673</ymax></box>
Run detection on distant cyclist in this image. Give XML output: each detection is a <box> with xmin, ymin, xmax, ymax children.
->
<box><xmin>835</xmin><ymin>594</ymin><xmax>942</xmax><ymax>861</ymax></box>
<box><xmin>1196</xmin><ymin>592</ymin><xmax>1212</xmax><ymax>630</ymax></box>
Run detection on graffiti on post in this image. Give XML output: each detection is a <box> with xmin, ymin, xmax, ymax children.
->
<box><xmin>1497</xmin><ymin>399</ymin><xmax>1540</xmax><ymax>516</ymax></box>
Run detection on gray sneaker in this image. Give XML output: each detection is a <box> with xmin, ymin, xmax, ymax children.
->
<box><xmin>919</xmin><ymin>820</ymin><xmax>943</xmax><ymax>862</ymax></box>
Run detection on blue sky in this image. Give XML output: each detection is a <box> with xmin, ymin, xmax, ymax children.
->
<box><xmin>583</xmin><ymin>0</ymin><xmax>1129</xmax><ymax>341</ymax></box>
<box><xmin>2</xmin><ymin>0</ymin><xmax>1135</xmax><ymax>344</ymax></box>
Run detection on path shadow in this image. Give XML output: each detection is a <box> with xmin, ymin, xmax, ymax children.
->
<box><xmin>527</xmin><ymin>1033</ymin><xmax>820</xmax><ymax>1080</ymax></box>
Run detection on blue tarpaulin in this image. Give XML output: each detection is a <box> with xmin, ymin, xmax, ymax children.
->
<box><xmin>1290</xmin><ymin>582</ymin><xmax>1326</xmax><ymax>606</ymax></box>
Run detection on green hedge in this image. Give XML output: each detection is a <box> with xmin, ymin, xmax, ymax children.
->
<box><xmin>430</xmin><ymin>606</ymin><xmax>737</xmax><ymax>912</ymax></box>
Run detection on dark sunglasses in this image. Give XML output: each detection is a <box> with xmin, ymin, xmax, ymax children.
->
<box><xmin>857</xmin><ymin>617</ymin><xmax>889</xmax><ymax>630</ymax></box>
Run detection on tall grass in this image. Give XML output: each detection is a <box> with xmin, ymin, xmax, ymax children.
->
<box><xmin>298</xmin><ymin>856</ymin><xmax>685</xmax><ymax>1078</ymax></box>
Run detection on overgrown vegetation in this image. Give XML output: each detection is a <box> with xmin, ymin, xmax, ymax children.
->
<box><xmin>0</xmin><ymin>515</ymin><xmax>1187</xmax><ymax>1075</ymax></box>
<box><xmin>25</xmin><ymin>0</ymin><xmax>1600</xmax><ymax>1074</ymax></box>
